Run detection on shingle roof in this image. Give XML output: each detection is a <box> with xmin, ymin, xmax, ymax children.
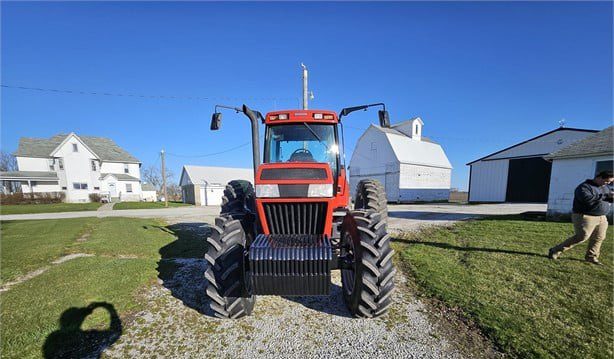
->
<box><xmin>0</xmin><ymin>171</ymin><xmax>58</xmax><ymax>180</ymax></box>
<box><xmin>546</xmin><ymin>126</ymin><xmax>613</xmax><ymax>160</ymax></box>
<box><xmin>100</xmin><ymin>173</ymin><xmax>141</xmax><ymax>181</ymax></box>
<box><xmin>15</xmin><ymin>133</ymin><xmax>139</xmax><ymax>163</ymax></box>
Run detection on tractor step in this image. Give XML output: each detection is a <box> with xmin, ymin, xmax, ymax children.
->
<box><xmin>248</xmin><ymin>234</ymin><xmax>333</xmax><ymax>296</ymax></box>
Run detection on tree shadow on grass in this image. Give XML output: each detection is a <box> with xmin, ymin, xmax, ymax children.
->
<box><xmin>42</xmin><ymin>302</ymin><xmax>122</xmax><ymax>359</ymax></box>
<box><xmin>155</xmin><ymin>222</ymin><xmax>217</xmax><ymax>317</ymax></box>
<box><xmin>394</xmin><ymin>238</ymin><xmax>549</xmax><ymax>258</ymax></box>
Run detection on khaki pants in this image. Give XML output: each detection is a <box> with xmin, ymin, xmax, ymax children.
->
<box><xmin>552</xmin><ymin>213</ymin><xmax>609</xmax><ymax>260</ymax></box>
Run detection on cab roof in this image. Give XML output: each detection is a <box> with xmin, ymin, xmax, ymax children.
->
<box><xmin>265</xmin><ymin>109</ymin><xmax>338</xmax><ymax>125</ymax></box>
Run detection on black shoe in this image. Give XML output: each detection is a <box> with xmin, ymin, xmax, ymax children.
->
<box><xmin>586</xmin><ymin>258</ymin><xmax>603</xmax><ymax>265</ymax></box>
<box><xmin>548</xmin><ymin>248</ymin><xmax>560</xmax><ymax>260</ymax></box>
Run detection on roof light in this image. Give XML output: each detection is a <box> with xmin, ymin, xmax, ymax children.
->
<box><xmin>323</xmin><ymin>114</ymin><xmax>334</xmax><ymax>120</ymax></box>
<box><xmin>269</xmin><ymin>115</ymin><xmax>278</xmax><ymax>120</ymax></box>
<box><xmin>277</xmin><ymin>114</ymin><xmax>288</xmax><ymax>120</ymax></box>
<box><xmin>313</xmin><ymin>113</ymin><xmax>323</xmax><ymax>119</ymax></box>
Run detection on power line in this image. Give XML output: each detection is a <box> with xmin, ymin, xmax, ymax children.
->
<box><xmin>0</xmin><ymin>84</ymin><xmax>297</xmax><ymax>102</ymax></box>
<box><xmin>166</xmin><ymin>141</ymin><xmax>251</xmax><ymax>158</ymax></box>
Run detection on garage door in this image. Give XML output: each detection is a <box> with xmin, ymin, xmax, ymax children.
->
<box><xmin>506</xmin><ymin>157</ymin><xmax>552</xmax><ymax>203</ymax></box>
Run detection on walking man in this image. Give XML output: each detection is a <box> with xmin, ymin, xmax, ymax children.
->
<box><xmin>548</xmin><ymin>170</ymin><xmax>613</xmax><ymax>264</ymax></box>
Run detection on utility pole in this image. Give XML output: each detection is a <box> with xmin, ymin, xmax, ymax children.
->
<box><xmin>301</xmin><ymin>63</ymin><xmax>308</xmax><ymax>110</ymax></box>
<box><xmin>161</xmin><ymin>149</ymin><xmax>168</xmax><ymax>208</ymax></box>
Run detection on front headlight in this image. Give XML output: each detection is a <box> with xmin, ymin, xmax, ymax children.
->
<box><xmin>256</xmin><ymin>184</ymin><xmax>280</xmax><ymax>197</ymax></box>
<box><xmin>307</xmin><ymin>184</ymin><xmax>333</xmax><ymax>197</ymax></box>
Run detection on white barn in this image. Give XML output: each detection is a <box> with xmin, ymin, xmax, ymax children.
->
<box><xmin>349</xmin><ymin>118</ymin><xmax>452</xmax><ymax>203</ymax></box>
<box><xmin>467</xmin><ymin>127</ymin><xmax>597</xmax><ymax>203</ymax></box>
<box><xmin>545</xmin><ymin>126</ymin><xmax>613</xmax><ymax>217</ymax></box>
<box><xmin>179</xmin><ymin>165</ymin><xmax>253</xmax><ymax>206</ymax></box>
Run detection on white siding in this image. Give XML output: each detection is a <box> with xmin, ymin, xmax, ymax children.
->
<box><xmin>349</xmin><ymin>127</ymin><xmax>398</xmax><ymax>199</ymax></box>
<box><xmin>487</xmin><ymin>130</ymin><xmax>594</xmax><ymax>161</ymax></box>
<box><xmin>100</xmin><ymin>162</ymin><xmax>141</xmax><ymax>179</ymax></box>
<box><xmin>16</xmin><ymin>157</ymin><xmax>50</xmax><ymax>171</ymax></box>
<box><xmin>469</xmin><ymin>159</ymin><xmax>509</xmax><ymax>202</ymax></box>
<box><xmin>141</xmin><ymin>190</ymin><xmax>157</xmax><ymax>202</ymax></box>
<box><xmin>54</xmin><ymin>135</ymin><xmax>99</xmax><ymax>202</ymax></box>
<box><xmin>547</xmin><ymin>155</ymin><xmax>612</xmax><ymax>215</ymax></box>
<box><xmin>21</xmin><ymin>181</ymin><xmax>61</xmax><ymax>193</ymax></box>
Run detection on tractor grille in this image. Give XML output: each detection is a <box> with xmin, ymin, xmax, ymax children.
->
<box><xmin>263</xmin><ymin>202</ymin><xmax>327</xmax><ymax>235</ymax></box>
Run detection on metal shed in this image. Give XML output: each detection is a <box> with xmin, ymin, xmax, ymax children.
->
<box><xmin>467</xmin><ymin>127</ymin><xmax>597</xmax><ymax>203</ymax></box>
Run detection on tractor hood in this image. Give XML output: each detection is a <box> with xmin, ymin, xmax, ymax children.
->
<box><xmin>255</xmin><ymin>163</ymin><xmax>333</xmax><ymax>198</ymax></box>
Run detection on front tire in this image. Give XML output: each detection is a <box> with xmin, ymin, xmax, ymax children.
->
<box><xmin>341</xmin><ymin>210</ymin><xmax>396</xmax><ymax>318</ymax></box>
<box><xmin>204</xmin><ymin>215</ymin><xmax>255</xmax><ymax>319</ymax></box>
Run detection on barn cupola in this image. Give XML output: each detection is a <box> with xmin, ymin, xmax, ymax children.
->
<box><xmin>393</xmin><ymin>117</ymin><xmax>424</xmax><ymax>141</ymax></box>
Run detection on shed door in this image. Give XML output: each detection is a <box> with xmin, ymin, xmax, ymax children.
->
<box><xmin>505</xmin><ymin>157</ymin><xmax>552</xmax><ymax>203</ymax></box>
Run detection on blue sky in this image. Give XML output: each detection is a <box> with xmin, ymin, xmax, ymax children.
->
<box><xmin>2</xmin><ymin>2</ymin><xmax>612</xmax><ymax>189</ymax></box>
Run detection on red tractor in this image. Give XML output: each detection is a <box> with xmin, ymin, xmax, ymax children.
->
<box><xmin>206</xmin><ymin>104</ymin><xmax>395</xmax><ymax>318</ymax></box>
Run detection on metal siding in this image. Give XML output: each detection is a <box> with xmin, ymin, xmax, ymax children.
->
<box><xmin>469</xmin><ymin>159</ymin><xmax>509</xmax><ymax>202</ymax></box>
<box><xmin>547</xmin><ymin>155</ymin><xmax>612</xmax><ymax>215</ymax></box>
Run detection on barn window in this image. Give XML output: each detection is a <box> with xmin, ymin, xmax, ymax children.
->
<box><xmin>72</xmin><ymin>143</ymin><xmax>78</xmax><ymax>152</ymax></box>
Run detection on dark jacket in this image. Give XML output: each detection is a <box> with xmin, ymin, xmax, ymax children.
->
<box><xmin>572</xmin><ymin>180</ymin><xmax>612</xmax><ymax>216</ymax></box>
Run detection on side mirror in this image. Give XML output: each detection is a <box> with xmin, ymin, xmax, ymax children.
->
<box><xmin>378</xmin><ymin>110</ymin><xmax>390</xmax><ymax>128</ymax></box>
<box><xmin>210</xmin><ymin>112</ymin><xmax>222</xmax><ymax>130</ymax></box>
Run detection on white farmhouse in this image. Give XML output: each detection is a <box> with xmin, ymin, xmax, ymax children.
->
<box><xmin>0</xmin><ymin>132</ymin><xmax>144</xmax><ymax>202</ymax></box>
<box><xmin>349</xmin><ymin>118</ymin><xmax>452</xmax><ymax>203</ymax></box>
<box><xmin>545</xmin><ymin>126</ymin><xmax>613</xmax><ymax>217</ymax></box>
<box><xmin>180</xmin><ymin>165</ymin><xmax>253</xmax><ymax>206</ymax></box>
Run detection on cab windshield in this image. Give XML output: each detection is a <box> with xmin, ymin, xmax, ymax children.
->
<box><xmin>264</xmin><ymin>123</ymin><xmax>339</xmax><ymax>175</ymax></box>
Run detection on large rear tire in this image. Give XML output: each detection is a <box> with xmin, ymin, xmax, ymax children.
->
<box><xmin>341</xmin><ymin>210</ymin><xmax>395</xmax><ymax>318</ymax></box>
<box><xmin>354</xmin><ymin>179</ymin><xmax>388</xmax><ymax>221</ymax></box>
<box><xmin>221</xmin><ymin>180</ymin><xmax>255</xmax><ymax>214</ymax></box>
<box><xmin>205</xmin><ymin>215</ymin><xmax>255</xmax><ymax>319</ymax></box>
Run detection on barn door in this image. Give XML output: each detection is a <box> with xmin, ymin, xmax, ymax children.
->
<box><xmin>506</xmin><ymin>157</ymin><xmax>552</xmax><ymax>203</ymax></box>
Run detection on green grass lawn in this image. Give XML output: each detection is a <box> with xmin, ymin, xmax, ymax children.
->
<box><xmin>0</xmin><ymin>202</ymin><xmax>102</xmax><ymax>215</ymax></box>
<box><xmin>0</xmin><ymin>217</ymin><xmax>191</xmax><ymax>359</ymax></box>
<box><xmin>395</xmin><ymin>216</ymin><xmax>613</xmax><ymax>358</ymax></box>
<box><xmin>112</xmin><ymin>201</ymin><xmax>191</xmax><ymax>210</ymax></box>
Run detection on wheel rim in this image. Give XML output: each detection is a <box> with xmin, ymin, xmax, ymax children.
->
<box><xmin>341</xmin><ymin>233</ymin><xmax>356</xmax><ymax>296</ymax></box>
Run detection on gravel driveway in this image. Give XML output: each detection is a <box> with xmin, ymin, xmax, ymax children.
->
<box><xmin>102</xmin><ymin>203</ymin><xmax>544</xmax><ymax>358</ymax></box>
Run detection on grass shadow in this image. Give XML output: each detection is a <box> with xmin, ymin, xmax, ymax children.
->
<box><xmin>156</xmin><ymin>222</ymin><xmax>216</xmax><ymax>317</ymax></box>
<box><xmin>42</xmin><ymin>302</ymin><xmax>122</xmax><ymax>359</ymax></box>
<box><xmin>394</xmin><ymin>237</ymin><xmax>548</xmax><ymax>258</ymax></box>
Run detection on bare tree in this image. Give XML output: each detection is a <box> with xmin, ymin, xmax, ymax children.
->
<box><xmin>0</xmin><ymin>151</ymin><xmax>17</xmax><ymax>172</ymax></box>
<box><xmin>142</xmin><ymin>165</ymin><xmax>180</xmax><ymax>200</ymax></box>
<box><xmin>142</xmin><ymin>166</ymin><xmax>162</xmax><ymax>190</ymax></box>
<box><xmin>0</xmin><ymin>151</ymin><xmax>19</xmax><ymax>193</ymax></box>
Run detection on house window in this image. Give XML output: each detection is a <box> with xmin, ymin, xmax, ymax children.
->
<box><xmin>48</xmin><ymin>159</ymin><xmax>55</xmax><ymax>171</ymax></box>
<box><xmin>73</xmin><ymin>182</ymin><xmax>88</xmax><ymax>190</ymax></box>
<box><xmin>94</xmin><ymin>186</ymin><xmax>100</xmax><ymax>190</ymax></box>
<box><xmin>61</xmin><ymin>186</ymin><xmax>67</xmax><ymax>190</ymax></box>
<box><xmin>91</xmin><ymin>160</ymin><xmax>97</xmax><ymax>171</ymax></box>
<box><xmin>58</xmin><ymin>159</ymin><xmax>64</xmax><ymax>170</ymax></box>
<box><xmin>124</xmin><ymin>164</ymin><xmax>129</xmax><ymax>174</ymax></box>
<box><xmin>595</xmin><ymin>160</ymin><xmax>613</xmax><ymax>176</ymax></box>
<box><xmin>72</xmin><ymin>143</ymin><xmax>78</xmax><ymax>152</ymax></box>
<box><xmin>126</xmin><ymin>183</ymin><xmax>133</xmax><ymax>192</ymax></box>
